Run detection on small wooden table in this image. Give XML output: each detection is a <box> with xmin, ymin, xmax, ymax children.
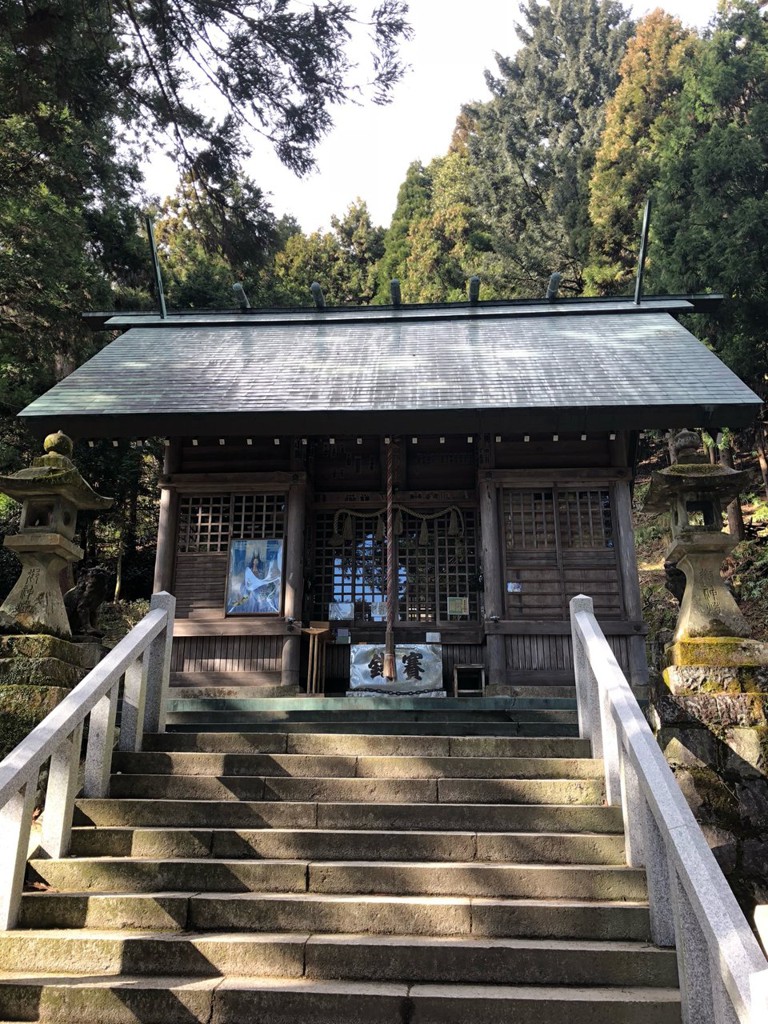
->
<box><xmin>303</xmin><ymin>625</ymin><xmax>331</xmax><ymax>695</ymax></box>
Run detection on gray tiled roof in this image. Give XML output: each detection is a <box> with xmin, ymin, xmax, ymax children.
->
<box><xmin>20</xmin><ymin>307</ymin><xmax>762</xmax><ymax>437</ymax></box>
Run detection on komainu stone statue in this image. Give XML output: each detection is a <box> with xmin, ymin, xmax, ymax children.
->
<box><xmin>64</xmin><ymin>566</ymin><xmax>111</xmax><ymax>637</ymax></box>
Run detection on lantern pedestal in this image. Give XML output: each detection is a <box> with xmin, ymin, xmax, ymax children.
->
<box><xmin>0</xmin><ymin>533</ymin><xmax>83</xmax><ymax>636</ymax></box>
<box><xmin>666</xmin><ymin>532</ymin><xmax>749</xmax><ymax>642</ymax></box>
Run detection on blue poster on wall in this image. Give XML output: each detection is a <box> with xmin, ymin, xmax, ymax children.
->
<box><xmin>226</xmin><ymin>538</ymin><xmax>283</xmax><ymax>615</ymax></box>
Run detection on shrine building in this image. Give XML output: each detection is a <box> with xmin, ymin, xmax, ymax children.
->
<box><xmin>18</xmin><ymin>294</ymin><xmax>762</xmax><ymax>700</ymax></box>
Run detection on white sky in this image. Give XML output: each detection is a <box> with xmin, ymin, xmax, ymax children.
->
<box><xmin>145</xmin><ymin>1</ymin><xmax>719</xmax><ymax>232</ymax></box>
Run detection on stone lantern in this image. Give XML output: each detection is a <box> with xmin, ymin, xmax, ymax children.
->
<box><xmin>644</xmin><ymin>428</ymin><xmax>751</xmax><ymax>645</ymax></box>
<box><xmin>644</xmin><ymin>430</ymin><xmax>768</xmax><ymax>882</ymax></box>
<box><xmin>0</xmin><ymin>432</ymin><xmax>113</xmax><ymax>636</ymax></box>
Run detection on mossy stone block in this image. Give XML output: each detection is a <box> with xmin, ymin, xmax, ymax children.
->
<box><xmin>657</xmin><ymin>726</ymin><xmax>720</xmax><ymax>769</ymax></box>
<box><xmin>666</xmin><ymin>637</ymin><xmax>768</xmax><ymax>669</ymax></box>
<box><xmin>655</xmin><ymin>688</ymin><xmax>768</xmax><ymax>729</ymax></box>
<box><xmin>0</xmin><ymin>656</ymin><xmax>84</xmax><ymax>688</ymax></box>
<box><xmin>663</xmin><ymin>663</ymin><xmax>768</xmax><ymax>696</ymax></box>
<box><xmin>673</xmin><ymin>765</ymin><xmax>741</xmax><ymax>831</ymax></box>
<box><xmin>0</xmin><ymin>634</ymin><xmax>100</xmax><ymax>669</ymax></box>
<box><xmin>723</xmin><ymin>727</ymin><xmax>768</xmax><ymax>778</ymax></box>
<box><xmin>0</xmin><ymin>683</ymin><xmax>69</xmax><ymax>759</ymax></box>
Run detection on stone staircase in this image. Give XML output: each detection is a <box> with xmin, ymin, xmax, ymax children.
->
<box><xmin>0</xmin><ymin>705</ymin><xmax>681</xmax><ymax>1023</ymax></box>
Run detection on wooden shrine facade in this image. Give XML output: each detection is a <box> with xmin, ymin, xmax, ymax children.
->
<box><xmin>156</xmin><ymin>430</ymin><xmax>646</xmax><ymax>693</ymax></box>
<box><xmin>18</xmin><ymin>294</ymin><xmax>762</xmax><ymax>697</ymax></box>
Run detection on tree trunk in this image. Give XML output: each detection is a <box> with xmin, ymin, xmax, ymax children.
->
<box><xmin>720</xmin><ymin>443</ymin><xmax>745</xmax><ymax>540</ymax></box>
<box><xmin>756</xmin><ymin>424</ymin><xmax>768</xmax><ymax>501</ymax></box>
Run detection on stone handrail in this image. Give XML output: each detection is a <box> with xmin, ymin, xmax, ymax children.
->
<box><xmin>0</xmin><ymin>591</ymin><xmax>175</xmax><ymax>930</ymax></box>
<box><xmin>570</xmin><ymin>594</ymin><xmax>768</xmax><ymax>1024</ymax></box>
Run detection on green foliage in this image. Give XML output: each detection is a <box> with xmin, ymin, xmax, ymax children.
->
<box><xmin>374</xmin><ymin>161</ymin><xmax>434</xmax><ymax>302</ymax></box>
<box><xmin>585</xmin><ymin>10</ymin><xmax>697</xmax><ymax>295</ymax></box>
<box><xmin>73</xmin><ymin>441</ymin><xmax>162</xmax><ymax>600</ymax></box>
<box><xmin>650</xmin><ymin>0</ymin><xmax>768</xmax><ymax>394</ymax></box>
<box><xmin>466</xmin><ymin>0</ymin><xmax>634</xmax><ymax>297</ymax></box>
<box><xmin>733</xmin><ymin>542</ymin><xmax>768</xmax><ymax>602</ymax></box>
<box><xmin>0</xmin><ymin>495</ymin><xmax>21</xmax><ymax>601</ymax></box>
<box><xmin>274</xmin><ymin>200</ymin><xmax>385</xmax><ymax>305</ymax></box>
<box><xmin>1</xmin><ymin>2</ymin><xmax>411</xmax><ymax>186</ymax></box>
<box><xmin>154</xmin><ymin>171</ymin><xmax>280</xmax><ymax>309</ymax></box>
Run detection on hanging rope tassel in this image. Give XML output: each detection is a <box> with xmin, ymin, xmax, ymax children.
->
<box><xmin>375</xmin><ymin>515</ymin><xmax>385</xmax><ymax>542</ymax></box>
<box><xmin>394</xmin><ymin>509</ymin><xmax>403</xmax><ymax>536</ymax></box>
<box><xmin>384</xmin><ymin>442</ymin><xmax>397</xmax><ymax>680</ymax></box>
<box><xmin>330</xmin><ymin>511</ymin><xmax>343</xmax><ymax>547</ymax></box>
<box><xmin>418</xmin><ymin>518</ymin><xmax>429</xmax><ymax>546</ymax></box>
<box><xmin>342</xmin><ymin>513</ymin><xmax>354</xmax><ymax>542</ymax></box>
<box><xmin>448</xmin><ymin>508</ymin><xmax>459</xmax><ymax>536</ymax></box>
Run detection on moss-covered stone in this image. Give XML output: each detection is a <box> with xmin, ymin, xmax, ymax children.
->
<box><xmin>673</xmin><ymin>765</ymin><xmax>742</xmax><ymax>831</ymax></box>
<box><xmin>655</xmin><ymin>688</ymin><xmax>768</xmax><ymax>729</ymax></box>
<box><xmin>0</xmin><ymin>684</ymin><xmax>69</xmax><ymax>759</ymax></box>
<box><xmin>666</xmin><ymin>637</ymin><xmax>768</xmax><ymax>669</ymax></box>
<box><xmin>664</xmin><ymin>463</ymin><xmax>728</xmax><ymax>476</ymax></box>
<box><xmin>663</xmin><ymin>660</ymin><xmax>768</xmax><ymax>696</ymax></box>
<box><xmin>0</xmin><ymin>656</ymin><xmax>84</xmax><ymax>688</ymax></box>
<box><xmin>723</xmin><ymin>727</ymin><xmax>768</xmax><ymax>778</ymax></box>
<box><xmin>0</xmin><ymin>633</ymin><xmax>100</xmax><ymax>668</ymax></box>
<box><xmin>657</xmin><ymin>726</ymin><xmax>720</xmax><ymax>769</ymax></box>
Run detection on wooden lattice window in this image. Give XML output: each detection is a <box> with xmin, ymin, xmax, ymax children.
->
<box><xmin>313</xmin><ymin>512</ymin><xmax>385</xmax><ymax>618</ymax></box>
<box><xmin>503</xmin><ymin>490</ymin><xmax>557</xmax><ymax>550</ymax></box>
<box><xmin>313</xmin><ymin>507</ymin><xmax>479</xmax><ymax>623</ymax></box>
<box><xmin>558</xmin><ymin>489</ymin><xmax>614</xmax><ymax>548</ymax></box>
<box><xmin>178</xmin><ymin>493</ymin><xmax>286</xmax><ymax>553</ymax></box>
<box><xmin>502</xmin><ymin>487</ymin><xmax>620</xmax><ymax>619</ymax></box>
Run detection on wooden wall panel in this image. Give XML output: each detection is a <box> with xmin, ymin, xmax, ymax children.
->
<box><xmin>171</xmin><ymin>635</ymin><xmax>283</xmax><ymax>674</ymax></box>
<box><xmin>174</xmin><ymin>553</ymin><xmax>228</xmax><ymax>617</ymax></box>
<box><xmin>503</xmin><ymin>632</ymin><xmax>631</xmax><ymax>679</ymax></box>
<box><xmin>495</xmin><ymin>437</ymin><xmax>611</xmax><ymax>469</ymax></box>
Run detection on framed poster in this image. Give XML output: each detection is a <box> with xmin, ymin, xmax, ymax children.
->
<box><xmin>225</xmin><ymin>538</ymin><xmax>283</xmax><ymax>615</ymax></box>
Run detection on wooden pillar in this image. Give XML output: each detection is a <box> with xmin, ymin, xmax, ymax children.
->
<box><xmin>281</xmin><ymin>479</ymin><xmax>307</xmax><ymax>688</ymax></box>
<box><xmin>153</xmin><ymin>439</ymin><xmax>181</xmax><ymax>594</ymax></box>
<box><xmin>613</xmin><ymin>479</ymin><xmax>647</xmax><ymax>687</ymax></box>
<box><xmin>479</xmin><ymin>477</ymin><xmax>506</xmax><ymax>687</ymax></box>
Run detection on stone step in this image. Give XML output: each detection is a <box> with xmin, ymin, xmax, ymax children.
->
<box><xmin>19</xmin><ymin>891</ymin><xmax>653</xmax><ymax>941</ymax></box>
<box><xmin>27</xmin><ymin>858</ymin><xmax>647</xmax><ymax>900</ymax></box>
<box><xmin>162</xmin><ymin>696</ymin><xmax>571</xmax><ymax>713</ymax></box>
<box><xmin>0</xmin><ymin>932</ymin><xmax>678</xmax><ymax>987</ymax></box>
<box><xmin>111</xmin><ymin>751</ymin><xmax>604</xmax><ymax>780</ymax></box>
<box><xmin>166</xmin><ymin>684</ymin><xmax>578</xmax><ymax>701</ymax></box>
<box><xmin>142</xmin><ymin>732</ymin><xmax>591</xmax><ymax>757</ymax></box>
<box><xmin>165</xmin><ymin>706</ymin><xmax>578</xmax><ymax>722</ymax></box>
<box><xmin>164</xmin><ymin>718</ymin><xmax>580</xmax><ymax>736</ymax></box>
<box><xmin>166</xmin><ymin>700</ymin><xmax>577</xmax><ymax>717</ymax></box>
<box><xmin>75</xmin><ymin>799</ymin><xmax>624</xmax><ymax>833</ymax></box>
<box><xmin>68</xmin><ymin>827</ymin><xmax>627</xmax><ymax>864</ymax></box>
<box><xmin>0</xmin><ymin>975</ymin><xmax>682</xmax><ymax>1024</ymax></box>
<box><xmin>106</xmin><ymin>774</ymin><xmax>606</xmax><ymax>804</ymax></box>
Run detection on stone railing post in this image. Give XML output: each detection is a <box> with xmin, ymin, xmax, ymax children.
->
<box><xmin>642</xmin><ymin>798</ymin><xmax>675</xmax><ymax>947</ymax></box>
<box><xmin>40</xmin><ymin>721</ymin><xmax>84</xmax><ymax>859</ymax></box>
<box><xmin>570</xmin><ymin>594</ymin><xmax>594</xmax><ymax>741</ymax></box>
<box><xmin>0</xmin><ymin>601</ymin><xmax>173</xmax><ymax>931</ymax></box>
<box><xmin>84</xmin><ymin>686</ymin><xmax>119</xmax><ymax>798</ymax></box>
<box><xmin>0</xmin><ymin>783</ymin><xmax>35</xmax><ymax>930</ymax></box>
<box><xmin>669</xmin><ymin>863</ymin><xmax>718</xmax><ymax>1024</ymax></box>
<box><xmin>143</xmin><ymin>591</ymin><xmax>176</xmax><ymax>735</ymax></box>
